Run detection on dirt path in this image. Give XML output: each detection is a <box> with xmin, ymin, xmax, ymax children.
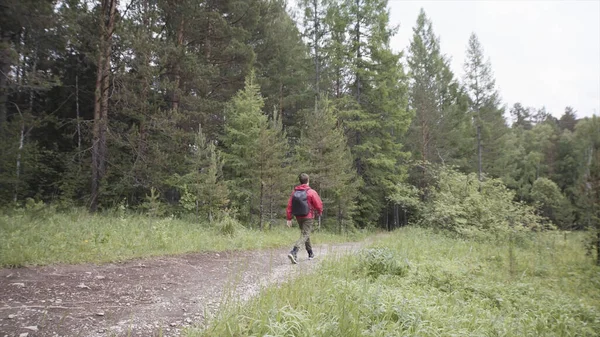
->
<box><xmin>0</xmin><ymin>241</ymin><xmax>366</xmax><ymax>337</ymax></box>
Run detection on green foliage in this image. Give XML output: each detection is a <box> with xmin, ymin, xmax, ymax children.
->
<box><xmin>295</xmin><ymin>98</ymin><xmax>360</xmax><ymax>231</ymax></box>
<box><xmin>463</xmin><ymin>33</ymin><xmax>508</xmax><ymax>177</ymax></box>
<box><xmin>222</xmin><ymin>71</ymin><xmax>268</xmax><ymax>224</ymax></box>
<box><xmin>357</xmin><ymin>247</ymin><xmax>410</xmax><ymax>278</ymax></box>
<box><xmin>170</xmin><ymin>125</ymin><xmax>229</xmax><ymax>221</ymax></box>
<box><xmin>325</xmin><ymin>0</ymin><xmax>411</xmax><ymax>227</ymax></box>
<box><xmin>222</xmin><ymin>72</ymin><xmax>292</xmax><ymax>228</ymax></box>
<box><xmin>0</xmin><ymin>206</ymin><xmax>364</xmax><ymax>267</ymax></box>
<box><xmin>139</xmin><ymin>187</ymin><xmax>168</xmax><ymax>218</ymax></box>
<box><xmin>406</xmin><ymin>9</ymin><xmax>469</xmax><ymax>169</ymax></box>
<box><xmin>388</xmin><ymin>182</ymin><xmax>421</xmax><ymax>211</ymax></box>
<box><xmin>420</xmin><ymin>168</ymin><xmax>546</xmax><ymax>240</ymax></box>
<box><xmin>1</xmin><ymin>0</ymin><xmax>596</xmax><ymax>236</ymax></box>
<box><xmin>215</xmin><ymin>213</ymin><xmax>244</xmax><ymax>237</ymax></box>
<box><xmin>192</xmin><ymin>227</ymin><xmax>600</xmax><ymax>337</ymax></box>
<box><xmin>530</xmin><ymin>177</ymin><xmax>572</xmax><ymax>228</ymax></box>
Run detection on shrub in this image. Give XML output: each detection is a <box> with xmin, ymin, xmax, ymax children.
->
<box><xmin>357</xmin><ymin>247</ymin><xmax>410</xmax><ymax>278</ymax></box>
<box><xmin>215</xmin><ymin>214</ymin><xmax>244</xmax><ymax>236</ymax></box>
<box><xmin>419</xmin><ymin>168</ymin><xmax>548</xmax><ymax>240</ymax></box>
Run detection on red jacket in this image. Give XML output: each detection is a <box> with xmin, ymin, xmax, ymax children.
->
<box><xmin>286</xmin><ymin>184</ymin><xmax>323</xmax><ymax>221</ymax></box>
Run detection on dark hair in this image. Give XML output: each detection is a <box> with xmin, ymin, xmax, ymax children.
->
<box><xmin>299</xmin><ymin>173</ymin><xmax>309</xmax><ymax>184</ymax></box>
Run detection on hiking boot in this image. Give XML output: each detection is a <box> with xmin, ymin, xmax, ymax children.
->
<box><xmin>288</xmin><ymin>247</ymin><xmax>298</xmax><ymax>264</ymax></box>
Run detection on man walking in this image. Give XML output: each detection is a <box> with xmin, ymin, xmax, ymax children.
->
<box><xmin>286</xmin><ymin>173</ymin><xmax>323</xmax><ymax>264</ymax></box>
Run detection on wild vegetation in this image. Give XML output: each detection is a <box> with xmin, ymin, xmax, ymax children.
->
<box><xmin>0</xmin><ymin>1</ymin><xmax>598</xmax><ymax>262</ymax></box>
<box><xmin>0</xmin><ymin>202</ymin><xmax>367</xmax><ymax>267</ymax></box>
<box><xmin>190</xmin><ymin>227</ymin><xmax>600</xmax><ymax>337</ymax></box>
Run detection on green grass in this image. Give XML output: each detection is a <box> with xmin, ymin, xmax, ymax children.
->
<box><xmin>0</xmin><ymin>208</ymin><xmax>365</xmax><ymax>267</ymax></box>
<box><xmin>190</xmin><ymin>227</ymin><xmax>600</xmax><ymax>337</ymax></box>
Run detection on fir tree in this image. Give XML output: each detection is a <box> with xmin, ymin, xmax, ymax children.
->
<box><xmin>222</xmin><ymin>72</ymin><xmax>290</xmax><ymax>228</ymax></box>
<box><xmin>295</xmin><ymin>98</ymin><xmax>359</xmax><ymax>231</ymax></box>
<box><xmin>172</xmin><ymin>125</ymin><xmax>228</xmax><ymax>222</ymax></box>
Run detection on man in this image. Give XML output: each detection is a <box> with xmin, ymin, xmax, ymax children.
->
<box><xmin>286</xmin><ymin>173</ymin><xmax>323</xmax><ymax>264</ymax></box>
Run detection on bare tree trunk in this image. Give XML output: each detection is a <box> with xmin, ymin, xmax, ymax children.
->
<box><xmin>477</xmin><ymin>124</ymin><xmax>482</xmax><ymax>192</ymax></box>
<box><xmin>13</xmin><ymin>46</ymin><xmax>37</xmax><ymax>203</ymax></box>
<box><xmin>279</xmin><ymin>82</ymin><xmax>284</xmax><ymax>121</ymax></box>
<box><xmin>338</xmin><ymin>199</ymin><xmax>342</xmax><ymax>234</ymax></box>
<box><xmin>354</xmin><ymin>0</ymin><xmax>361</xmax><ymax>104</ymax></box>
<box><xmin>0</xmin><ymin>31</ymin><xmax>10</xmax><ymax>127</ymax></box>
<box><xmin>596</xmin><ymin>231</ymin><xmax>600</xmax><ymax>266</ymax></box>
<box><xmin>171</xmin><ymin>17</ymin><xmax>185</xmax><ymax>111</ymax></box>
<box><xmin>14</xmin><ymin>115</ymin><xmax>25</xmax><ymax>203</ymax></box>
<box><xmin>259</xmin><ymin>181</ymin><xmax>264</xmax><ymax>231</ymax></box>
<box><xmin>76</xmin><ymin>75</ymin><xmax>81</xmax><ymax>161</ymax></box>
<box><xmin>205</xmin><ymin>0</ymin><xmax>212</xmax><ymax>60</ymax></box>
<box><xmin>313</xmin><ymin>0</ymin><xmax>320</xmax><ymax>114</ymax></box>
<box><xmin>91</xmin><ymin>0</ymin><xmax>118</xmax><ymax>212</ymax></box>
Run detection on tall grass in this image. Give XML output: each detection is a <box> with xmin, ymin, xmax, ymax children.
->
<box><xmin>0</xmin><ymin>207</ymin><xmax>365</xmax><ymax>267</ymax></box>
<box><xmin>191</xmin><ymin>227</ymin><xmax>600</xmax><ymax>337</ymax></box>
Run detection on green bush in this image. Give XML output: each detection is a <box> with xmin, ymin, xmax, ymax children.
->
<box><xmin>357</xmin><ymin>247</ymin><xmax>410</xmax><ymax>278</ymax></box>
<box><xmin>215</xmin><ymin>214</ymin><xmax>244</xmax><ymax>236</ymax></box>
<box><xmin>419</xmin><ymin>168</ymin><xmax>548</xmax><ymax>240</ymax></box>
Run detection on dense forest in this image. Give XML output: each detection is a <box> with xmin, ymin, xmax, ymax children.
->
<box><xmin>0</xmin><ymin>0</ymin><xmax>598</xmax><ymax>238</ymax></box>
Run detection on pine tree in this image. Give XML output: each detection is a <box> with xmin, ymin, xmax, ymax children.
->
<box><xmin>559</xmin><ymin>106</ymin><xmax>578</xmax><ymax>132</ymax></box>
<box><xmin>255</xmin><ymin>0</ymin><xmax>311</xmax><ymax>138</ymax></box>
<box><xmin>295</xmin><ymin>98</ymin><xmax>359</xmax><ymax>231</ymax></box>
<box><xmin>331</xmin><ymin>0</ymin><xmax>410</xmax><ymax>227</ymax></box>
<box><xmin>406</xmin><ymin>10</ymin><xmax>467</xmax><ymax>164</ymax></box>
<box><xmin>172</xmin><ymin>125</ymin><xmax>228</xmax><ymax>222</ymax></box>
<box><xmin>90</xmin><ymin>0</ymin><xmax>118</xmax><ymax>211</ymax></box>
<box><xmin>405</xmin><ymin>9</ymin><xmax>468</xmax><ymax>191</ymax></box>
<box><xmin>258</xmin><ymin>108</ymin><xmax>292</xmax><ymax>229</ymax></box>
<box><xmin>0</xmin><ymin>0</ymin><xmax>63</xmax><ymax>203</ymax></box>
<box><xmin>463</xmin><ymin>33</ymin><xmax>508</xmax><ymax>179</ymax></box>
<box><xmin>222</xmin><ymin>72</ymin><xmax>290</xmax><ymax>228</ymax></box>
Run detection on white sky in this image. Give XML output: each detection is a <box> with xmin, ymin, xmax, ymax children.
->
<box><xmin>291</xmin><ymin>0</ymin><xmax>600</xmax><ymax>119</ymax></box>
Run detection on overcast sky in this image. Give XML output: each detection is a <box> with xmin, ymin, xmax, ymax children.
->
<box><xmin>292</xmin><ymin>0</ymin><xmax>600</xmax><ymax>119</ymax></box>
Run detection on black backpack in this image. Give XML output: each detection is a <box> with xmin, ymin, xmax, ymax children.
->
<box><xmin>291</xmin><ymin>189</ymin><xmax>310</xmax><ymax>216</ymax></box>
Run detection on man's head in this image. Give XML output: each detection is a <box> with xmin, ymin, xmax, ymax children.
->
<box><xmin>299</xmin><ymin>173</ymin><xmax>309</xmax><ymax>185</ymax></box>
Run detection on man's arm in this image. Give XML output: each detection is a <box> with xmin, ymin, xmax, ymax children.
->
<box><xmin>286</xmin><ymin>193</ymin><xmax>293</xmax><ymax>223</ymax></box>
<box><xmin>310</xmin><ymin>190</ymin><xmax>323</xmax><ymax>216</ymax></box>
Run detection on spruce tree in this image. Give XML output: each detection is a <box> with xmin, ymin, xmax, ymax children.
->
<box><xmin>333</xmin><ymin>0</ymin><xmax>410</xmax><ymax>227</ymax></box>
<box><xmin>172</xmin><ymin>125</ymin><xmax>228</xmax><ymax>222</ymax></box>
<box><xmin>257</xmin><ymin>108</ymin><xmax>292</xmax><ymax>229</ymax></box>
<box><xmin>222</xmin><ymin>72</ymin><xmax>290</xmax><ymax>228</ymax></box>
<box><xmin>295</xmin><ymin>98</ymin><xmax>359</xmax><ymax>231</ymax></box>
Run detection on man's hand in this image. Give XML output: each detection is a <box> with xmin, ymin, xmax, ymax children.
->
<box><xmin>286</xmin><ymin>220</ymin><xmax>292</xmax><ymax>228</ymax></box>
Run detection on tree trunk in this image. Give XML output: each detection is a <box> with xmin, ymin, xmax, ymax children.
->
<box><xmin>76</xmin><ymin>74</ymin><xmax>82</xmax><ymax>162</ymax></box>
<box><xmin>14</xmin><ymin>116</ymin><xmax>25</xmax><ymax>203</ymax></box>
<box><xmin>0</xmin><ymin>31</ymin><xmax>10</xmax><ymax>126</ymax></box>
<box><xmin>354</xmin><ymin>0</ymin><xmax>361</xmax><ymax>104</ymax></box>
<box><xmin>313</xmin><ymin>0</ymin><xmax>320</xmax><ymax>113</ymax></box>
<box><xmin>596</xmin><ymin>231</ymin><xmax>600</xmax><ymax>266</ymax></box>
<box><xmin>279</xmin><ymin>82</ymin><xmax>284</xmax><ymax>121</ymax></box>
<box><xmin>171</xmin><ymin>17</ymin><xmax>185</xmax><ymax>111</ymax></box>
<box><xmin>259</xmin><ymin>181</ymin><xmax>264</xmax><ymax>230</ymax></box>
<box><xmin>477</xmin><ymin>124</ymin><xmax>482</xmax><ymax>192</ymax></box>
<box><xmin>338</xmin><ymin>199</ymin><xmax>342</xmax><ymax>234</ymax></box>
<box><xmin>91</xmin><ymin>0</ymin><xmax>118</xmax><ymax>212</ymax></box>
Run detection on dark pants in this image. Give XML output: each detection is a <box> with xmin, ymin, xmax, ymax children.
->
<box><xmin>294</xmin><ymin>217</ymin><xmax>313</xmax><ymax>253</ymax></box>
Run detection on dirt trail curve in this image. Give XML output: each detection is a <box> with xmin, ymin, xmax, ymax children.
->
<box><xmin>1</xmin><ymin>240</ymin><xmax>368</xmax><ymax>337</ymax></box>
